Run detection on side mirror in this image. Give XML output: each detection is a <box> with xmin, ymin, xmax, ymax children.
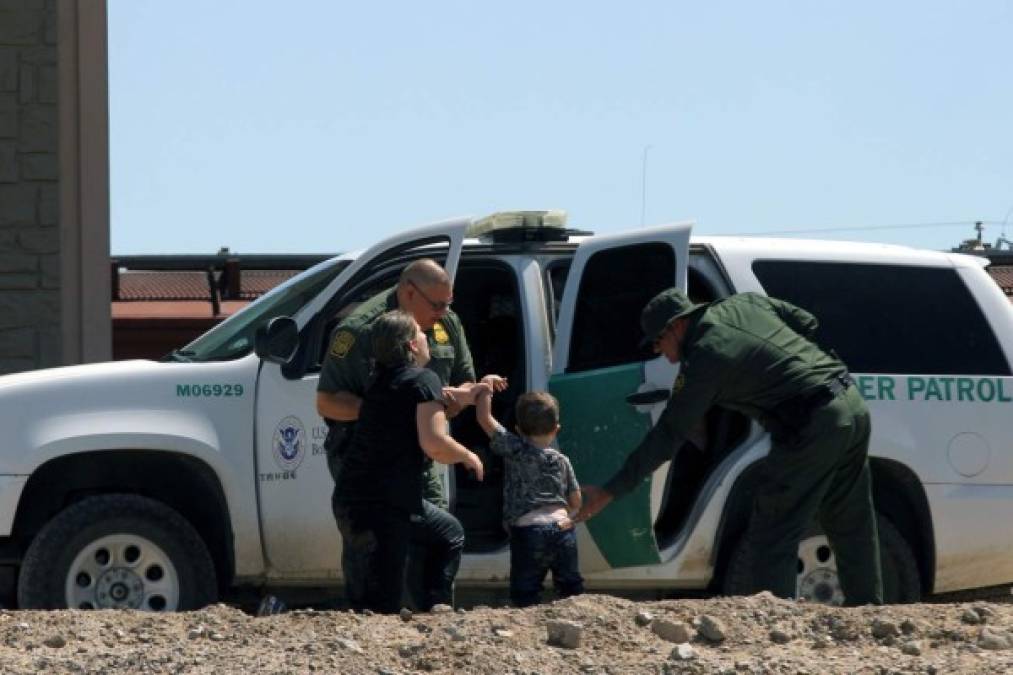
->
<box><xmin>255</xmin><ymin>316</ymin><xmax>300</xmax><ymax>365</ymax></box>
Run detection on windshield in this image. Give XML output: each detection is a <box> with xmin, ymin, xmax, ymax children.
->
<box><xmin>166</xmin><ymin>258</ymin><xmax>350</xmax><ymax>362</ymax></box>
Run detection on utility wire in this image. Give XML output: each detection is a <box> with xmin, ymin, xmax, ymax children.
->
<box><xmin>729</xmin><ymin>220</ymin><xmax>1001</xmax><ymax>236</ymax></box>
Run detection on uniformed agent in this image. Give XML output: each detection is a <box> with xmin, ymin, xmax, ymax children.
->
<box><xmin>576</xmin><ymin>288</ymin><xmax>883</xmax><ymax>606</ymax></box>
<box><xmin>317</xmin><ymin>258</ymin><xmax>504</xmax><ymax>611</ymax></box>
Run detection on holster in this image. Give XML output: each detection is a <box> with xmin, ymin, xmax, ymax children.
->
<box><xmin>324</xmin><ymin>420</ymin><xmax>356</xmax><ymax>483</ymax></box>
<box><xmin>766</xmin><ymin>374</ymin><xmax>853</xmax><ymax>444</ymax></box>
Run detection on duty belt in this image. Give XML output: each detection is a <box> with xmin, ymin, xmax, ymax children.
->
<box><xmin>808</xmin><ymin>373</ymin><xmax>854</xmax><ymax>409</ymax></box>
<box><xmin>766</xmin><ymin>373</ymin><xmax>854</xmax><ymax>442</ymax></box>
<box><xmin>825</xmin><ymin>373</ymin><xmax>854</xmax><ymax>399</ymax></box>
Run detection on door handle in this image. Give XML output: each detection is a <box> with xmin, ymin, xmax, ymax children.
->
<box><xmin>626</xmin><ymin>389</ymin><xmax>670</xmax><ymax>406</ymax></box>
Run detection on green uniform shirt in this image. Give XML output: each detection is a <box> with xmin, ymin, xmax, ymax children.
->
<box><xmin>317</xmin><ymin>286</ymin><xmax>476</xmax><ymax>505</ymax></box>
<box><xmin>604</xmin><ymin>292</ymin><xmax>845</xmax><ymax>497</ymax></box>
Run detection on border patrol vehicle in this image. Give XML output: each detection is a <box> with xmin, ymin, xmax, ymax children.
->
<box><xmin>1</xmin><ymin>211</ymin><xmax>1011</xmax><ymax>611</ymax></box>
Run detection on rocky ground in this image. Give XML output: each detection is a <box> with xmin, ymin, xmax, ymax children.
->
<box><xmin>2</xmin><ymin>592</ymin><xmax>1013</xmax><ymax>673</ymax></box>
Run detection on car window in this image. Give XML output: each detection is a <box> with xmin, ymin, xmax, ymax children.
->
<box><xmin>752</xmin><ymin>261</ymin><xmax>1011</xmax><ymax>375</ymax></box>
<box><xmin>567</xmin><ymin>242</ymin><xmax>675</xmax><ymax>372</ymax></box>
<box><xmin>170</xmin><ymin>259</ymin><xmax>348</xmax><ymax>362</ymax></box>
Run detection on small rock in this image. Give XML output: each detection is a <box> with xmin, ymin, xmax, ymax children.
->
<box><xmin>398</xmin><ymin>643</ymin><xmax>424</xmax><ymax>658</ymax></box>
<box><xmin>493</xmin><ymin>628</ymin><xmax>514</xmax><ymax>638</ymax></box>
<box><xmin>455</xmin><ymin>608</ymin><xmax>467</xmax><ymax>614</ymax></box>
<box><xmin>696</xmin><ymin>615</ymin><xmax>727</xmax><ymax>643</ymax></box>
<box><xmin>43</xmin><ymin>635</ymin><xmax>66</xmax><ymax>649</ymax></box>
<box><xmin>208</xmin><ymin>632</ymin><xmax>226</xmax><ymax>642</ymax></box>
<box><xmin>399</xmin><ymin>608</ymin><xmax>413</xmax><ymax>622</ymax></box>
<box><xmin>415</xmin><ymin>623</ymin><xmax>432</xmax><ymax>634</ymax></box>
<box><xmin>670</xmin><ymin>643</ymin><xmax>697</xmax><ymax>661</ymax></box>
<box><xmin>961</xmin><ymin>608</ymin><xmax>982</xmax><ymax>625</ymax></box>
<box><xmin>871</xmin><ymin>618</ymin><xmax>900</xmax><ymax>639</ymax></box>
<box><xmin>335</xmin><ymin>638</ymin><xmax>363</xmax><ymax>654</ymax></box>
<box><xmin>769</xmin><ymin>628</ymin><xmax>792</xmax><ymax>644</ymax></box>
<box><xmin>974</xmin><ymin>605</ymin><xmax>995</xmax><ymax>622</ymax></box>
<box><xmin>811</xmin><ymin>636</ymin><xmax>832</xmax><ymax>650</ymax></box>
<box><xmin>186</xmin><ymin>627</ymin><xmax>205</xmax><ymax>640</ymax></box>
<box><xmin>900</xmin><ymin>619</ymin><xmax>919</xmax><ymax>635</ymax></box>
<box><xmin>978</xmin><ymin>626</ymin><xmax>1012</xmax><ymax>651</ymax></box>
<box><xmin>900</xmin><ymin>640</ymin><xmax>923</xmax><ymax>656</ymax></box>
<box><xmin>430</xmin><ymin>604</ymin><xmax>452</xmax><ymax>614</ymax></box>
<box><xmin>546</xmin><ymin>620</ymin><xmax>583</xmax><ymax>649</ymax></box>
<box><xmin>651</xmin><ymin>619</ymin><xmax>693</xmax><ymax>644</ymax></box>
<box><xmin>634</xmin><ymin>610</ymin><xmax>654</xmax><ymax>627</ymax></box>
<box><xmin>443</xmin><ymin>626</ymin><xmax>467</xmax><ymax>642</ymax></box>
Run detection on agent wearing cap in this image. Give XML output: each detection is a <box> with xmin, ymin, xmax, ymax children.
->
<box><xmin>317</xmin><ymin>258</ymin><xmax>507</xmax><ymax>611</ymax></box>
<box><xmin>576</xmin><ymin>288</ymin><xmax>883</xmax><ymax>606</ymax></box>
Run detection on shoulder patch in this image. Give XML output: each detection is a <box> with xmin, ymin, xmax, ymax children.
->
<box><xmin>329</xmin><ymin>330</ymin><xmax>355</xmax><ymax>359</ymax></box>
<box><xmin>432</xmin><ymin>322</ymin><xmax>450</xmax><ymax>344</ymax></box>
<box><xmin>672</xmin><ymin>373</ymin><xmax>686</xmax><ymax>394</ymax></box>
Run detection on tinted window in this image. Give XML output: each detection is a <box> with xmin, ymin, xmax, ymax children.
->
<box><xmin>752</xmin><ymin>261</ymin><xmax>1010</xmax><ymax>375</ymax></box>
<box><xmin>568</xmin><ymin>243</ymin><xmax>675</xmax><ymax>372</ymax></box>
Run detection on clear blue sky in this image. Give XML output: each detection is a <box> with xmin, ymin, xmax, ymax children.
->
<box><xmin>108</xmin><ymin>1</ymin><xmax>1013</xmax><ymax>255</ymax></box>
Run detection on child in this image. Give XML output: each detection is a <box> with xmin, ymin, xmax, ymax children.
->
<box><xmin>474</xmin><ymin>388</ymin><xmax>584</xmax><ymax>607</ymax></box>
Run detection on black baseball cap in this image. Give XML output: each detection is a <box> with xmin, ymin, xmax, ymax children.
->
<box><xmin>639</xmin><ymin>287</ymin><xmax>701</xmax><ymax>349</ymax></box>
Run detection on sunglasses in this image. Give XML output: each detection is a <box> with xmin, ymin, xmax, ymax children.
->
<box><xmin>408</xmin><ymin>279</ymin><xmax>453</xmax><ymax>311</ymax></box>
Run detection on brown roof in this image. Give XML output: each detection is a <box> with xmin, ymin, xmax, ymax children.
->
<box><xmin>987</xmin><ymin>265</ymin><xmax>1013</xmax><ymax>297</ymax></box>
<box><xmin>112</xmin><ymin>300</ymin><xmax>249</xmax><ymax>320</ymax></box>
<box><xmin>116</xmin><ymin>270</ymin><xmax>300</xmax><ymax>302</ymax></box>
<box><xmin>237</xmin><ymin>270</ymin><xmax>300</xmax><ymax>299</ymax></box>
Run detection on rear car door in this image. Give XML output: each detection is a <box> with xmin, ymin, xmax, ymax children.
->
<box><xmin>549</xmin><ymin>222</ymin><xmax>693</xmax><ymax>571</ymax></box>
<box><xmin>254</xmin><ymin>218</ymin><xmax>469</xmax><ymax>577</ymax></box>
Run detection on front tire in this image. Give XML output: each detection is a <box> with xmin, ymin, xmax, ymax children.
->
<box><xmin>17</xmin><ymin>494</ymin><xmax>217</xmax><ymax>611</ymax></box>
<box><xmin>722</xmin><ymin>514</ymin><xmax>920</xmax><ymax>605</ymax></box>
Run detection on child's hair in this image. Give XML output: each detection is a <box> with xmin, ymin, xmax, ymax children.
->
<box><xmin>515</xmin><ymin>391</ymin><xmax>560</xmax><ymax>437</ymax></box>
<box><xmin>371</xmin><ymin>310</ymin><xmax>418</xmax><ymax>367</ymax></box>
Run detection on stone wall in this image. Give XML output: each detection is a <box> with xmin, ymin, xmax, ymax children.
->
<box><xmin>0</xmin><ymin>0</ymin><xmax>61</xmax><ymax>374</ymax></box>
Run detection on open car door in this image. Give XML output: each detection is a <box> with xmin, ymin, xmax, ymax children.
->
<box><xmin>254</xmin><ymin>217</ymin><xmax>470</xmax><ymax>576</ymax></box>
<box><xmin>549</xmin><ymin>222</ymin><xmax>693</xmax><ymax>571</ymax></box>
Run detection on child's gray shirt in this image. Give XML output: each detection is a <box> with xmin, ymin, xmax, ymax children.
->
<box><xmin>489</xmin><ymin>426</ymin><xmax>579</xmax><ymax>526</ymax></box>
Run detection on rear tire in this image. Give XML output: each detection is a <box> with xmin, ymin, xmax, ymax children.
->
<box><xmin>17</xmin><ymin>494</ymin><xmax>217</xmax><ymax>611</ymax></box>
<box><xmin>722</xmin><ymin>514</ymin><xmax>920</xmax><ymax>605</ymax></box>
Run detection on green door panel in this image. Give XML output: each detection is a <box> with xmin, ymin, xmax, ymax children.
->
<box><xmin>549</xmin><ymin>363</ymin><xmax>661</xmax><ymax>568</ymax></box>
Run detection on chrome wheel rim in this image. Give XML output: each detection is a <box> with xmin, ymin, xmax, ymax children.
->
<box><xmin>796</xmin><ymin>534</ymin><xmax>844</xmax><ymax>606</ymax></box>
<box><xmin>65</xmin><ymin>533</ymin><xmax>180</xmax><ymax>611</ymax></box>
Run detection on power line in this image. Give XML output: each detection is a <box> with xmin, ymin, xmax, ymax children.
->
<box><xmin>729</xmin><ymin>220</ymin><xmax>1001</xmax><ymax>236</ymax></box>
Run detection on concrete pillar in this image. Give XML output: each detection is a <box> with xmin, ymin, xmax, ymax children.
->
<box><xmin>0</xmin><ymin>0</ymin><xmax>109</xmax><ymax>373</ymax></box>
<box><xmin>57</xmin><ymin>0</ymin><xmax>110</xmax><ymax>365</ymax></box>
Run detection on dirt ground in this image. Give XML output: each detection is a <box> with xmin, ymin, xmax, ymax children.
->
<box><xmin>4</xmin><ymin>592</ymin><xmax>1013</xmax><ymax>674</ymax></box>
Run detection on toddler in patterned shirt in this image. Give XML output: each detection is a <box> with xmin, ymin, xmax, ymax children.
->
<box><xmin>474</xmin><ymin>389</ymin><xmax>584</xmax><ymax>607</ymax></box>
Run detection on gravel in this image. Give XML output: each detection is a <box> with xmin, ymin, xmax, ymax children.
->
<box><xmin>1</xmin><ymin>592</ymin><xmax>1013</xmax><ymax>672</ymax></box>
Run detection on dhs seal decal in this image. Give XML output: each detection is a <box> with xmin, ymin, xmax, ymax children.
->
<box><xmin>272</xmin><ymin>416</ymin><xmax>306</xmax><ymax>472</ymax></box>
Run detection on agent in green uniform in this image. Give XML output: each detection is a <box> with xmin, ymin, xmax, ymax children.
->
<box><xmin>317</xmin><ymin>258</ymin><xmax>503</xmax><ymax>611</ymax></box>
<box><xmin>577</xmin><ymin>288</ymin><xmax>883</xmax><ymax>606</ymax></box>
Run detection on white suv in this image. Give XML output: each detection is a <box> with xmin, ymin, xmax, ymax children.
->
<box><xmin>1</xmin><ymin>211</ymin><xmax>1011</xmax><ymax>610</ymax></box>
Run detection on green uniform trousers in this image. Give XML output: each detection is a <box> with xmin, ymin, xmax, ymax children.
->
<box><xmin>748</xmin><ymin>386</ymin><xmax>884</xmax><ymax>605</ymax></box>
